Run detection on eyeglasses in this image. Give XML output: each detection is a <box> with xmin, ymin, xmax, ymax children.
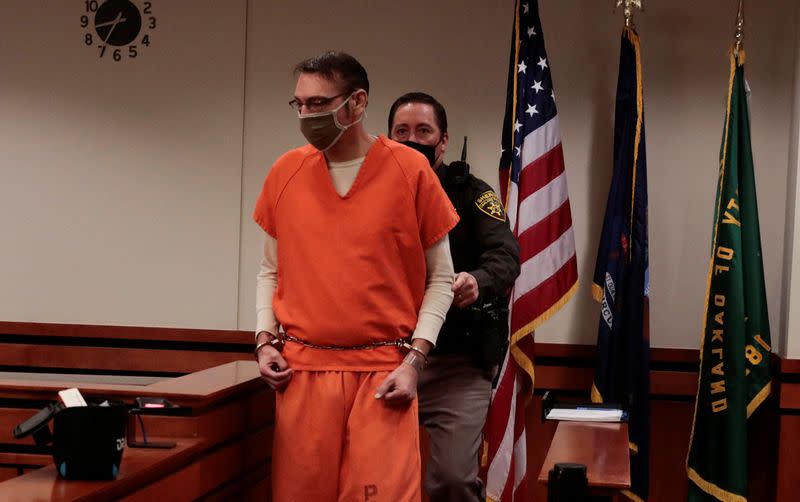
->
<box><xmin>289</xmin><ymin>92</ymin><xmax>349</xmax><ymax>113</ymax></box>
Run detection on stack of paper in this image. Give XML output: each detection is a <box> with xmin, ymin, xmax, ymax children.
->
<box><xmin>545</xmin><ymin>407</ymin><xmax>624</xmax><ymax>422</ymax></box>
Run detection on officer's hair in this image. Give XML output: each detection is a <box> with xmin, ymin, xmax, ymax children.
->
<box><xmin>388</xmin><ymin>92</ymin><xmax>448</xmax><ymax>135</ymax></box>
<box><xmin>294</xmin><ymin>51</ymin><xmax>370</xmax><ymax>95</ymax></box>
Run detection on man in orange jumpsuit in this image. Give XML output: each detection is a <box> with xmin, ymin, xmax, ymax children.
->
<box><xmin>252</xmin><ymin>51</ymin><xmax>459</xmax><ymax>501</ymax></box>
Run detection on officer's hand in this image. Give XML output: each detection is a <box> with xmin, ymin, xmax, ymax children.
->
<box><xmin>453</xmin><ymin>272</ymin><xmax>479</xmax><ymax>308</ymax></box>
<box><xmin>374</xmin><ymin>364</ymin><xmax>418</xmax><ymax>408</ymax></box>
<box><xmin>256</xmin><ymin>345</ymin><xmax>292</xmax><ymax>391</ymax></box>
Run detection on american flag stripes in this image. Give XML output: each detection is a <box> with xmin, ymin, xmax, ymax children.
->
<box><xmin>482</xmin><ymin>1</ymin><xmax>579</xmax><ymax>500</ymax></box>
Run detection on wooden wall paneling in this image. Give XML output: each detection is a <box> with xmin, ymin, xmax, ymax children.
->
<box><xmin>649</xmin><ymin>370</ymin><xmax>698</xmax><ymax>396</ymax></box>
<box><xmin>0</xmin><ymin>322</ymin><xmax>250</xmax><ymax>344</ymax></box>
<box><xmin>199</xmin><ymin>464</ymin><xmax>270</xmax><ymax>502</ymax></box>
<box><xmin>748</xmin><ymin>395</ymin><xmax>779</xmax><ymax>502</ymax></box>
<box><xmin>527</xmin><ymin>344</ymin><xmax>706</xmax><ymax>501</ymax></box>
<box><xmin>0</xmin><ymin>438</ymin><xmax>205</xmax><ymax>500</ymax></box>
<box><xmin>243</xmin><ymin>426</ymin><xmax>272</xmax><ymax>470</ymax></box>
<box><xmin>0</xmin><ymin>408</ymin><xmax>44</xmax><ymax>445</ymax></box>
<box><xmin>240</xmin><ymin>468</ymin><xmax>271</xmax><ymax>502</ymax></box>
<box><xmin>0</xmin><ymin>467</ymin><xmax>19</xmax><ymax>483</ymax></box>
<box><xmin>776</xmin><ymin>359</ymin><xmax>800</xmax><ymax>501</ymax></box>
<box><xmin>0</xmin><ymin>323</ymin><xmax>785</xmax><ymax>501</ymax></box>
<box><xmin>534</xmin><ymin>366</ymin><xmax>594</xmax><ymax>391</ymax></box>
<box><xmin>121</xmin><ymin>438</ymin><xmax>245</xmax><ymax>501</ymax></box>
<box><xmin>0</xmin><ymin>343</ymin><xmax>242</xmax><ymax>374</ymax></box>
<box><xmin>243</xmin><ymin>387</ymin><xmax>275</xmax><ymax>430</ymax></box>
<box><xmin>778</xmin><ymin>381</ymin><xmax>800</xmax><ymax>410</ymax></box>
<box><xmin>131</xmin><ymin>414</ymin><xmax>200</xmax><ymax>440</ymax></box>
<box><xmin>0</xmin><ymin>453</ymin><xmax>49</xmax><ymax>469</ymax></box>
<box><xmin>648</xmin><ymin>399</ymin><xmax>693</xmax><ymax>501</ymax></box>
<box><xmin>527</xmin><ymin>396</ymin><xmax>562</xmax><ymax>502</ymax></box>
<box><xmin>776</xmin><ymin>414</ymin><xmax>800</xmax><ymax>501</ymax></box>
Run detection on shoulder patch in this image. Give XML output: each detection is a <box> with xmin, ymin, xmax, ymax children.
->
<box><xmin>475</xmin><ymin>190</ymin><xmax>506</xmax><ymax>222</ymax></box>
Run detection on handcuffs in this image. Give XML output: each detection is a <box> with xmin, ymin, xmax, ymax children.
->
<box><xmin>253</xmin><ymin>332</ymin><xmax>428</xmax><ymax>371</ymax></box>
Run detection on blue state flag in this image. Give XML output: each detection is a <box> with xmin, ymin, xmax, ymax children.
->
<box><xmin>591</xmin><ymin>26</ymin><xmax>651</xmax><ymax>502</ymax></box>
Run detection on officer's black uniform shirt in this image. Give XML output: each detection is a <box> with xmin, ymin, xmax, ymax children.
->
<box><xmin>433</xmin><ymin>161</ymin><xmax>521</xmax><ymax>356</ymax></box>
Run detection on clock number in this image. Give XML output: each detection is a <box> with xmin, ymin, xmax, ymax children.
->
<box><xmin>80</xmin><ymin>15</ymin><xmax>89</xmax><ymax>28</ymax></box>
<box><xmin>85</xmin><ymin>33</ymin><xmax>93</xmax><ymax>46</ymax></box>
<box><xmin>113</xmin><ymin>49</ymin><xmax>122</xmax><ymax>62</ymax></box>
<box><xmin>143</xmin><ymin>2</ymin><xmax>153</xmax><ymax>14</ymax></box>
<box><xmin>85</xmin><ymin>0</ymin><xmax>98</xmax><ymax>12</ymax></box>
<box><xmin>128</xmin><ymin>46</ymin><xmax>138</xmax><ymax>58</ymax></box>
<box><xmin>141</xmin><ymin>35</ymin><xmax>151</xmax><ymax>47</ymax></box>
<box><xmin>98</xmin><ymin>45</ymin><xmax>107</xmax><ymax>57</ymax></box>
<box><xmin>148</xmin><ymin>17</ymin><xmax>157</xmax><ymax>29</ymax></box>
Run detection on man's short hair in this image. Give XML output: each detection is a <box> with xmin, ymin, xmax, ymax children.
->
<box><xmin>387</xmin><ymin>92</ymin><xmax>448</xmax><ymax>135</ymax></box>
<box><xmin>294</xmin><ymin>51</ymin><xmax>370</xmax><ymax>95</ymax></box>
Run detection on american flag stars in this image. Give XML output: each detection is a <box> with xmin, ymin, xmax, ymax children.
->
<box><xmin>536</xmin><ymin>56</ymin><xmax>548</xmax><ymax>70</ymax></box>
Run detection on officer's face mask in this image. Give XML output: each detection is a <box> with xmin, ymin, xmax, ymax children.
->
<box><xmin>298</xmin><ymin>93</ymin><xmax>363</xmax><ymax>151</ymax></box>
<box><xmin>399</xmin><ymin>140</ymin><xmax>440</xmax><ymax>167</ymax></box>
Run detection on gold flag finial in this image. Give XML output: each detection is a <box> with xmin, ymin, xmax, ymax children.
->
<box><xmin>615</xmin><ymin>0</ymin><xmax>643</xmax><ymax>28</ymax></box>
<box><xmin>734</xmin><ymin>0</ymin><xmax>745</xmax><ymax>55</ymax></box>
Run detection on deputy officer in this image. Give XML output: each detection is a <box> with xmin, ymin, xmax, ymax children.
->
<box><xmin>388</xmin><ymin>92</ymin><xmax>521</xmax><ymax>502</ymax></box>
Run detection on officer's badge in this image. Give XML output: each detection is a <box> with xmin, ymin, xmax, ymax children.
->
<box><xmin>476</xmin><ymin>190</ymin><xmax>505</xmax><ymax>222</ymax></box>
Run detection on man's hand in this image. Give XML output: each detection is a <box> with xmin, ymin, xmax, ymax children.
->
<box><xmin>452</xmin><ymin>271</ymin><xmax>479</xmax><ymax>308</ymax></box>
<box><xmin>374</xmin><ymin>363</ymin><xmax>419</xmax><ymax>408</ymax></box>
<box><xmin>256</xmin><ymin>345</ymin><xmax>292</xmax><ymax>391</ymax></box>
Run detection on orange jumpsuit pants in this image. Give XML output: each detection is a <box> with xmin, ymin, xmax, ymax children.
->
<box><xmin>272</xmin><ymin>370</ymin><xmax>421</xmax><ymax>502</ymax></box>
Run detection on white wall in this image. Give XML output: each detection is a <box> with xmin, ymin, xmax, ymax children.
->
<box><xmin>781</xmin><ymin>1</ymin><xmax>800</xmax><ymax>359</ymax></box>
<box><xmin>0</xmin><ymin>0</ymin><xmax>247</xmax><ymax>329</ymax></box>
<box><xmin>2</xmin><ymin>1</ymin><xmax>798</xmax><ymax>352</ymax></box>
<box><xmin>531</xmin><ymin>0</ymin><xmax>797</xmax><ymax>350</ymax></box>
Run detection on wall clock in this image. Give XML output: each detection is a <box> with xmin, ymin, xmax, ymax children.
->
<box><xmin>81</xmin><ymin>0</ymin><xmax>156</xmax><ymax>61</ymax></box>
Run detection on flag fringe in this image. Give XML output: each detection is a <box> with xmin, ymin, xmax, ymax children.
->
<box><xmin>591</xmin><ymin>383</ymin><xmax>603</xmax><ymax>403</ymax></box>
<box><xmin>510</xmin><ymin>280</ymin><xmax>579</xmax><ymax>347</ymax></box>
<box><xmin>687</xmin><ymin>467</ymin><xmax>747</xmax><ymax>502</ymax></box>
<box><xmin>731</xmin><ymin>47</ymin><xmax>747</xmax><ymax>67</ymax></box>
<box><xmin>746</xmin><ymin>380</ymin><xmax>771</xmax><ymax>418</ymax></box>
<box><xmin>621</xmin><ymin>489</ymin><xmax>646</xmax><ymax>502</ymax></box>
<box><xmin>686</xmin><ymin>47</ymin><xmax>738</xmax><ymax>475</ymax></box>
<box><xmin>592</xmin><ymin>282</ymin><xmax>604</xmax><ymax>302</ymax></box>
<box><xmin>624</xmin><ymin>25</ymin><xmax>643</xmax><ymax>261</ymax></box>
<box><xmin>510</xmin><ymin>344</ymin><xmax>535</xmax><ymax>391</ymax></box>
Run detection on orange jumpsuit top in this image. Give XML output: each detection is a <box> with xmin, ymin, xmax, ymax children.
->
<box><xmin>253</xmin><ymin>135</ymin><xmax>459</xmax><ymax>371</ymax></box>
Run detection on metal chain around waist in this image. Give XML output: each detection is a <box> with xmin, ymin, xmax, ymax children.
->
<box><xmin>281</xmin><ymin>333</ymin><xmax>410</xmax><ymax>351</ymax></box>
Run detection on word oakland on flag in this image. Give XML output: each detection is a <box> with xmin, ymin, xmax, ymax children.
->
<box><xmin>591</xmin><ymin>26</ymin><xmax>650</xmax><ymax>502</ymax></box>
<box><xmin>686</xmin><ymin>47</ymin><xmax>772</xmax><ymax>502</ymax></box>
<box><xmin>482</xmin><ymin>1</ymin><xmax>578</xmax><ymax>500</ymax></box>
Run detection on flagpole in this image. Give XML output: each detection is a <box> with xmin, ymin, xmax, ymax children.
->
<box><xmin>734</xmin><ymin>0</ymin><xmax>745</xmax><ymax>57</ymax></box>
<box><xmin>615</xmin><ymin>0</ymin><xmax>643</xmax><ymax>28</ymax></box>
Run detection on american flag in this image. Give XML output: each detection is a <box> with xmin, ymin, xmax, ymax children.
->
<box><xmin>482</xmin><ymin>1</ymin><xmax>578</xmax><ymax>500</ymax></box>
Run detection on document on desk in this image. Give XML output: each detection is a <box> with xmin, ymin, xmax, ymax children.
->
<box><xmin>545</xmin><ymin>407</ymin><xmax>625</xmax><ymax>422</ymax></box>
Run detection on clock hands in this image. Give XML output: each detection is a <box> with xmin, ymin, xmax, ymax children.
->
<box><xmin>96</xmin><ymin>12</ymin><xmax>127</xmax><ymax>43</ymax></box>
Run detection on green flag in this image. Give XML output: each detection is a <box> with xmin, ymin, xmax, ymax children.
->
<box><xmin>686</xmin><ymin>49</ymin><xmax>772</xmax><ymax>502</ymax></box>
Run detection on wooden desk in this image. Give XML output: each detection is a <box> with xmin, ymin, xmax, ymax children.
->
<box><xmin>538</xmin><ymin>422</ymin><xmax>630</xmax><ymax>496</ymax></box>
<box><xmin>0</xmin><ymin>361</ymin><xmax>273</xmax><ymax>501</ymax></box>
<box><xmin>0</xmin><ymin>438</ymin><xmax>203</xmax><ymax>502</ymax></box>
